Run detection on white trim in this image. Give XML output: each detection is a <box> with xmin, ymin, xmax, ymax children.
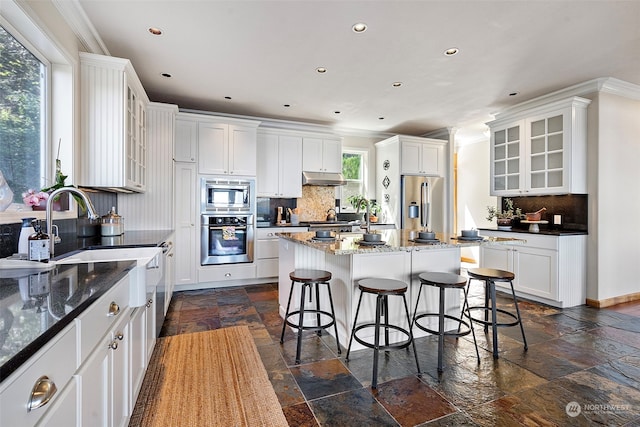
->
<box><xmin>52</xmin><ymin>0</ymin><xmax>109</xmax><ymax>55</ymax></box>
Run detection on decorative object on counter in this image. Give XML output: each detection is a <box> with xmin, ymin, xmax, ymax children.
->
<box><xmin>100</xmin><ymin>206</ymin><xmax>124</xmax><ymax>236</ymax></box>
<box><xmin>362</xmin><ymin>233</ymin><xmax>382</xmax><ymax>242</ymax></box>
<box><xmin>33</xmin><ymin>139</ymin><xmax>86</xmax><ymax>212</ymax></box>
<box><xmin>460</xmin><ymin>229</ymin><xmax>479</xmax><ymax>238</ymax></box>
<box><xmin>315</xmin><ymin>230</ymin><xmax>332</xmax><ymax>238</ymax></box>
<box><xmin>525</xmin><ymin>207</ymin><xmax>547</xmax><ymax>221</ymax></box>
<box><xmin>326</xmin><ymin>208</ymin><xmax>336</xmax><ymax>221</ymax></box>
<box><xmin>0</xmin><ymin>170</ymin><xmax>14</xmax><ymax>212</ymax></box>
<box><xmin>28</xmin><ymin>219</ymin><xmax>50</xmax><ymax>262</ymax></box>
<box><xmin>521</xmin><ymin>220</ymin><xmax>549</xmax><ymax>233</ymax></box>
<box><xmin>368</xmin><ymin>200</ymin><xmax>381</xmax><ymax>223</ymax></box>
<box><xmin>486</xmin><ymin>197</ymin><xmax>523</xmax><ymax>230</ymax></box>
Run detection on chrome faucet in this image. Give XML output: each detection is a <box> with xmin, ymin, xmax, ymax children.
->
<box><xmin>46</xmin><ymin>187</ymin><xmax>99</xmax><ymax>256</ymax></box>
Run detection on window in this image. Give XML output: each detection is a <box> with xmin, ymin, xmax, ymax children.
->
<box><xmin>340</xmin><ymin>149</ymin><xmax>367</xmax><ymax>211</ymax></box>
<box><xmin>0</xmin><ymin>25</ymin><xmax>46</xmax><ymax>208</ymax></box>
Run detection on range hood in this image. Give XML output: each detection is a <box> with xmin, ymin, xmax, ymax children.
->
<box><xmin>302</xmin><ymin>171</ymin><xmax>346</xmax><ymax>186</ymax></box>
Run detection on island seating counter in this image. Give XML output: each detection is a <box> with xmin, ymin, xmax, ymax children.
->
<box><xmin>277</xmin><ymin>230</ymin><xmax>525</xmax><ymax>351</ymax></box>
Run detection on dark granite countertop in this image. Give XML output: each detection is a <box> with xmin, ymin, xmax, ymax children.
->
<box><xmin>0</xmin><ymin>261</ymin><xmax>134</xmax><ymax>381</ymax></box>
<box><xmin>478</xmin><ymin>227</ymin><xmax>588</xmax><ymax>236</ymax></box>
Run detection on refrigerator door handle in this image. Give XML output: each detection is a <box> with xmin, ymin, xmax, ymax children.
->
<box><xmin>421</xmin><ymin>182</ymin><xmax>429</xmax><ymax>230</ymax></box>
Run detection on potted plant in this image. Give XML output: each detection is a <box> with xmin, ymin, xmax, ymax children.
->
<box><xmin>368</xmin><ymin>200</ymin><xmax>381</xmax><ymax>223</ymax></box>
<box><xmin>347</xmin><ymin>194</ymin><xmax>368</xmax><ymax>213</ymax></box>
<box><xmin>486</xmin><ymin>198</ymin><xmax>522</xmax><ymax>229</ymax></box>
<box><xmin>32</xmin><ymin>142</ymin><xmax>86</xmax><ymax>211</ymax></box>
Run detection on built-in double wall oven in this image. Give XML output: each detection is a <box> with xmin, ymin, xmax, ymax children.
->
<box><xmin>200</xmin><ymin>177</ymin><xmax>255</xmax><ymax>266</ymax></box>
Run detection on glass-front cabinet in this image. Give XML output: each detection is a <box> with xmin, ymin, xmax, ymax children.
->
<box><xmin>489</xmin><ymin>96</ymin><xmax>590</xmax><ymax>196</ymax></box>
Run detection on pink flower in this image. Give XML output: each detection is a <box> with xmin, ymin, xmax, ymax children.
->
<box><xmin>22</xmin><ymin>189</ymin><xmax>49</xmax><ymax>207</ymax></box>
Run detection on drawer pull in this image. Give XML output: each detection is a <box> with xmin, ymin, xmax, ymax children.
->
<box><xmin>27</xmin><ymin>376</ymin><xmax>57</xmax><ymax>412</ymax></box>
<box><xmin>109</xmin><ymin>340</ymin><xmax>119</xmax><ymax>350</ymax></box>
<box><xmin>146</xmin><ymin>299</ymin><xmax>153</xmax><ymax>307</ymax></box>
<box><xmin>115</xmin><ymin>332</ymin><xmax>124</xmax><ymax>341</ymax></box>
<box><xmin>225</xmin><ymin>273</ymin><xmax>231</xmax><ymax>277</ymax></box>
<box><xmin>108</xmin><ymin>302</ymin><xmax>120</xmax><ymax>317</ymax></box>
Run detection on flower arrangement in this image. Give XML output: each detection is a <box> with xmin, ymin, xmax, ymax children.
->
<box><xmin>22</xmin><ymin>189</ymin><xmax>49</xmax><ymax>207</ymax></box>
<box><xmin>34</xmin><ymin>139</ymin><xmax>86</xmax><ymax>211</ymax></box>
<box><xmin>486</xmin><ymin>197</ymin><xmax>523</xmax><ymax>222</ymax></box>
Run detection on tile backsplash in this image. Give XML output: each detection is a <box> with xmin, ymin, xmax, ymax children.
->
<box><xmin>507</xmin><ymin>194</ymin><xmax>587</xmax><ymax>231</ymax></box>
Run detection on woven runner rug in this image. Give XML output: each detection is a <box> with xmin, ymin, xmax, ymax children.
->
<box><xmin>129</xmin><ymin>326</ymin><xmax>288</xmax><ymax>427</ymax></box>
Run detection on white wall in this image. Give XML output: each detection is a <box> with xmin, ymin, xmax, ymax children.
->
<box><xmin>455</xmin><ymin>137</ymin><xmax>495</xmax><ymax>262</ymax></box>
<box><xmin>589</xmin><ymin>92</ymin><xmax>640</xmax><ymax>301</ymax></box>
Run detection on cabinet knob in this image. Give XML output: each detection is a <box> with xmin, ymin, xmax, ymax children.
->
<box><xmin>115</xmin><ymin>332</ymin><xmax>124</xmax><ymax>341</ymax></box>
<box><xmin>108</xmin><ymin>301</ymin><xmax>120</xmax><ymax>317</ymax></box>
<box><xmin>225</xmin><ymin>272</ymin><xmax>231</xmax><ymax>277</ymax></box>
<box><xmin>109</xmin><ymin>341</ymin><xmax>119</xmax><ymax>350</ymax></box>
<box><xmin>146</xmin><ymin>299</ymin><xmax>153</xmax><ymax>307</ymax></box>
<box><xmin>27</xmin><ymin>376</ymin><xmax>57</xmax><ymax>412</ymax></box>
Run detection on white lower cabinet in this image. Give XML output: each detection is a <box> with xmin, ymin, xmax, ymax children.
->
<box><xmin>129</xmin><ymin>306</ymin><xmax>146</xmax><ymax>407</ymax></box>
<box><xmin>256</xmin><ymin>227</ymin><xmax>307</xmax><ymax>279</ymax></box>
<box><xmin>480</xmin><ymin>230</ymin><xmax>586</xmax><ymax>308</ymax></box>
<box><xmin>0</xmin><ymin>324</ymin><xmax>77</xmax><ymax>427</ymax></box>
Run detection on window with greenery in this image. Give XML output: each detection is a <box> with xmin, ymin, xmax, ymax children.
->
<box><xmin>0</xmin><ymin>25</ymin><xmax>45</xmax><ymax>204</ymax></box>
<box><xmin>340</xmin><ymin>150</ymin><xmax>366</xmax><ymax>211</ymax></box>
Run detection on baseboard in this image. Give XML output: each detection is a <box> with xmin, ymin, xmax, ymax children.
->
<box><xmin>586</xmin><ymin>291</ymin><xmax>640</xmax><ymax>308</ymax></box>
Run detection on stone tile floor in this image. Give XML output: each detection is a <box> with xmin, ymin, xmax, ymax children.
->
<box><xmin>152</xmin><ymin>283</ymin><xmax>640</xmax><ymax>426</ymax></box>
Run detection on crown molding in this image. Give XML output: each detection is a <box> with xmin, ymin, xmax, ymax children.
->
<box><xmin>53</xmin><ymin>0</ymin><xmax>109</xmax><ymax>55</ymax></box>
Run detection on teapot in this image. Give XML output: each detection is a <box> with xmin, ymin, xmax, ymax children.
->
<box><xmin>326</xmin><ymin>208</ymin><xmax>336</xmax><ymax>221</ymax></box>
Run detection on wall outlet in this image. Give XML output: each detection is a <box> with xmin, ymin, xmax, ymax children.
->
<box><xmin>553</xmin><ymin>214</ymin><xmax>562</xmax><ymax>225</ymax></box>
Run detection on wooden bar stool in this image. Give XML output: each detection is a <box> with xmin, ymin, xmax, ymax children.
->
<box><xmin>413</xmin><ymin>272</ymin><xmax>480</xmax><ymax>373</ymax></box>
<box><xmin>463</xmin><ymin>267</ymin><xmax>528</xmax><ymax>358</ymax></box>
<box><xmin>280</xmin><ymin>269</ymin><xmax>341</xmax><ymax>364</ymax></box>
<box><xmin>346</xmin><ymin>278</ymin><xmax>421</xmax><ymax>389</ymax></box>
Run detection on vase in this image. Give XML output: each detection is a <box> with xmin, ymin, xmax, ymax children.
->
<box><xmin>32</xmin><ymin>192</ymin><xmax>69</xmax><ymax>211</ymax></box>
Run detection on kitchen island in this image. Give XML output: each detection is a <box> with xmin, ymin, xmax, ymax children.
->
<box><xmin>277</xmin><ymin>230</ymin><xmax>525</xmax><ymax>350</ymax></box>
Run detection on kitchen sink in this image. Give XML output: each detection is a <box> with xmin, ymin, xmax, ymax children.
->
<box><xmin>55</xmin><ymin>247</ymin><xmax>163</xmax><ymax>307</ymax></box>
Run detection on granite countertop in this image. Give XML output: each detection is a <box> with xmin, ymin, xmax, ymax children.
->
<box><xmin>277</xmin><ymin>229</ymin><xmax>525</xmax><ymax>255</ymax></box>
<box><xmin>478</xmin><ymin>227</ymin><xmax>588</xmax><ymax>236</ymax></box>
<box><xmin>0</xmin><ymin>229</ymin><xmax>173</xmax><ymax>382</ymax></box>
<box><xmin>0</xmin><ymin>261</ymin><xmax>134</xmax><ymax>381</ymax></box>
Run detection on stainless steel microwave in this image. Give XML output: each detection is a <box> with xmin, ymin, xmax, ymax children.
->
<box><xmin>200</xmin><ymin>177</ymin><xmax>255</xmax><ymax>213</ymax></box>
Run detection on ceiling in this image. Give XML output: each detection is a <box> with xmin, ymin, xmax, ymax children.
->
<box><xmin>72</xmin><ymin>0</ymin><xmax>640</xmax><ymax>139</ymax></box>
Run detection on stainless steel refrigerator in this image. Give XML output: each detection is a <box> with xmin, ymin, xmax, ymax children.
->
<box><xmin>400</xmin><ymin>175</ymin><xmax>444</xmax><ymax>231</ymax></box>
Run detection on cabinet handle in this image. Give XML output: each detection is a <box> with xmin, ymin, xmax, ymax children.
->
<box><xmin>109</xmin><ymin>340</ymin><xmax>119</xmax><ymax>350</ymax></box>
<box><xmin>146</xmin><ymin>299</ymin><xmax>153</xmax><ymax>307</ymax></box>
<box><xmin>27</xmin><ymin>376</ymin><xmax>57</xmax><ymax>412</ymax></box>
<box><xmin>225</xmin><ymin>273</ymin><xmax>231</xmax><ymax>277</ymax></box>
<box><xmin>115</xmin><ymin>332</ymin><xmax>124</xmax><ymax>341</ymax></box>
<box><xmin>108</xmin><ymin>302</ymin><xmax>120</xmax><ymax>317</ymax></box>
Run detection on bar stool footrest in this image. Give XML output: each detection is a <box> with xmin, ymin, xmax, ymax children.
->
<box><xmin>352</xmin><ymin>323</ymin><xmax>413</xmax><ymax>351</ymax></box>
<box><xmin>284</xmin><ymin>309</ymin><xmax>336</xmax><ymax>332</ymax></box>
<box><xmin>413</xmin><ymin>313</ymin><xmax>472</xmax><ymax>338</ymax></box>
<box><xmin>465</xmin><ymin>306</ymin><xmax>521</xmax><ymax>328</ymax></box>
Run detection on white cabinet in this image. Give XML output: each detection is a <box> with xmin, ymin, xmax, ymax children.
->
<box><xmin>80</xmin><ymin>52</ymin><xmax>149</xmax><ymax>192</ymax></box>
<box><xmin>174</xmin><ymin>117</ymin><xmax>197</xmax><ymax>162</ymax></box>
<box><xmin>174</xmin><ymin>162</ymin><xmax>197</xmax><ymax>285</ymax></box>
<box><xmin>197</xmin><ymin>118</ymin><xmax>260</xmax><ymax>176</ymax></box>
<box><xmin>0</xmin><ymin>324</ymin><xmax>77</xmax><ymax>427</ymax></box>
<box><xmin>302</xmin><ymin>137</ymin><xmax>342</xmax><ymax>173</ymax></box>
<box><xmin>489</xmin><ymin>96</ymin><xmax>591</xmax><ymax>196</ymax></box>
<box><xmin>257</xmin><ymin>132</ymin><xmax>303</xmax><ymax>197</ymax></box>
<box><xmin>129</xmin><ymin>306</ymin><xmax>146</xmax><ymax>406</ymax></box>
<box><xmin>256</xmin><ymin>227</ymin><xmax>307</xmax><ymax>279</ymax></box>
<box><xmin>400</xmin><ymin>139</ymin><xmax>444</xmax><ymax>176</ymax></box>
<box><xmin>479</xmin><ymin>230</ymin><xmax>586</xmax><ymax>308</ymax></box>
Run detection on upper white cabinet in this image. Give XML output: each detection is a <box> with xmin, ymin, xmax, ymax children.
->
<box><xmin>488</xmin><ymin>96</ymin><xmax>591</xmax><ymax>196</ymax></box>
<box><xmin>302</xmin><ymin>137</ymin><xmax>342</xmax><ymax>173</ymax></box>
<box><xmin>174</xmin><ymin>116</ymin><xmax>197</xmax><ymax>162</ymax></box>
<box><xmin>400</xmin><ymin>138</ymin><xmax>444</xmax><ymax>176</ymax></box>
<box><xmin>197</xmin><ymin>117</ymin><xmax>260</xmax><ymax>176</ymax></box>
<box><xmin>257</xmin><ymin>131</ymin><xmax>303</xmax><ymax>197</ymax></box>
<box><xmin>80</xmin><ymin>52</ymin><xmax>149</xmax><ymax>192</ymax></box>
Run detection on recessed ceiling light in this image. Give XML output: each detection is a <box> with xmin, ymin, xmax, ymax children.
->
<box><xmin>283</xmin><ymin>104</ymin><xmax>291</xmax><ymax>107</ymax></box>
<box><xmin>334</xmin><ymin>111</ymin><xmax>341</xmax><ymax>114</ymax></box>
<box><xmin>224</xmin><ymin>96</ymin><xmax>232</xmax><ymax>100</ymax></box>
<box><xmin>392</xmin><ymin>82</ymin><xmax>402</xmax><ymax>87</ymax></box>
<box><xmin>378</xmin><ymin>117</ymin><xmax>385</xmax><ymax>120</ymax></box>
<box><xmin>352</xmin><ymin>22</ymin><xmax>367</xmax><ymax>33</ymax></box>
<box><xmin>160</xmin><ymin>73</ymin><xmax>172</xmax><ymax>78</ymax></box>
<box><xmin>316</xmin><ymin>67</ymin><xmax>327</xmax><ymax>74</ymax></box>
<box><xmin>148</xmin><ymin>27</ymin><xmax>162</xmax><ymax>36</ymax></box>
<box><xmin>509</xmin><ymin>91</ymin><xmax>519</xmax><ymax>96</ymax></box>
<box><xmin>444</xmin><ymin>47</ymin><xmax>459</xmax><ymax>56</ymax></box>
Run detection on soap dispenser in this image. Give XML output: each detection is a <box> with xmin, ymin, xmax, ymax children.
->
<box><xmin>18</xmin><ymin>217</ymin><xmax>36</xmax><ymax>256</ymax></box>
